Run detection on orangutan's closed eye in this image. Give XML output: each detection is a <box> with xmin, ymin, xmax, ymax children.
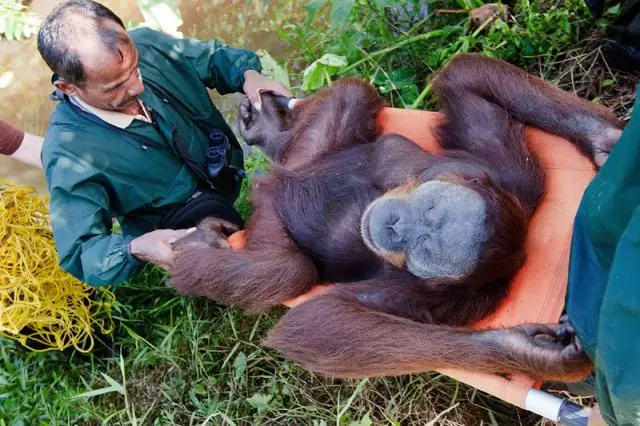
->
<box><xmin>361</xmin><ymin>180</ymin><xmax>489</xmax><ymax>279</ymax></box>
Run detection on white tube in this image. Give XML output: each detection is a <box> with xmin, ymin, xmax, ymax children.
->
<box><xmin>288</xmin><ymin>98</ymin><xmax>301</xmax><ymax>109</ymax></box>
<box><xmin>524</xmin><ymin>388</ymin><xmax>592</xmax><ymax>425</ymax></box>
<box><xmin>525</xmin><ymin>388</ymin><xmax>565</xmax><ymax>421</ymax></box>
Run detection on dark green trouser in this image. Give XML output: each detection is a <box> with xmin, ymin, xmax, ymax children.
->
<box><xmin>566</xmin><ymin>85</ymin><xmax>640</xmax><ymax>426</ymax></box>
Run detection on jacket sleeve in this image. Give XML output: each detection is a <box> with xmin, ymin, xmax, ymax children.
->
<box><xmin>45</xmin><ymin>153</ymin><xmax>144</xmax><ymax>286</ymax></box>
<box><xmin>592</xmin><ymin>210</ymin><xmax>640</xmax><ymax>426</ymax></box>
<box><xmin>146</xmin><ymin>29</ymin><xmax>262</xmax><ymax>95</ymax></box>
<box><xmin>0</xmin><ymin>120</ymin><xmax>24</xmax><ymax>155</ymax></box>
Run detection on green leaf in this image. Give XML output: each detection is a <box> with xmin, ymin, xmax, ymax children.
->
<box><xmin>256</xmin><ymin>49</ymin><xmax>290</xmax><ymax>88</ymax></box>
<box><xmin>233</xmin><ymin>352</ymin><xmax>247</xmax><ymax>381</ymax></box>
<box><xmin>100</xmin><ymin>372</ymin><xmax>125</xmax><ymax>394</ymax></box>
<box><xmin>397</xmin><ymin>84</ymin><xmax>419</xmax><ymax>106</ymax></box>
<box><xmin>246</xmin><ymin>393</ymin><xmax>272</xmax><ymax>414</ymax></box>
<box><xmin>330</xmin><ymin>0</ymin><xmax>355</xmax><ymax>27</ymax></box>
<box><xmin>349</xmin><ymin>413</ymin><xmax>373</xmax><ymax>426</ymax></box>
<box><xmin>73</xmin><ymin>385</ymin><xmax>123</xmax><ymax>399</ymax></box>
<box><xmin>302</xmin><ymin>54</ymin><xmax>347</xmax><ymax>92</ymax></box>
<box><xmin>606</xmin><ymin>4</ymin><xmax>620</xmax><ymax>15</ymax></box>
<box><xmin>461</xmin><ymin>37</ymin><xmax>470</xmax><ymax>53</ymax></box>
<box><xmin>521</xmin><ymin>39</ymin><xmax>534</xmax><ymax>56</ymax></box>
<box><xmin>188</xmin><ymin>388</ymin><xmax>203</xmax><ymax>409</ymax></box>
<box><xmin>317</xmin><ymin>53</ymin><xmax>348</xmax><ymax>68</ymax></box>
<box><xmin>302</xmin><ymin>60</ymin><xmax>326</xmax><ymax>92</ymax></box>
<box><xmin>373</xmin><ymin>69</ymin><xmax>414</xmax><ymax>94</ymax></box>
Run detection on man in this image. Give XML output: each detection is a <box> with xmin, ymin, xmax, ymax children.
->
<box><xmin>565</xmin><ymin>81</ymin><xmax>640</xmax><ymax>425</ymax></box>
<box><xmin>0</xmin><ymin>120</ymin><xmax>44</xmax><ymax>168</ymax></box>
<box><xmin>37</xmin><ymin>0</ymin><xmax>291</xmax><ymax>286</ymax></box>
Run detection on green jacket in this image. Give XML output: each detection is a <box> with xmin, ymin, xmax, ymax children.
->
<box><xmin>566</xmin><ymin>85</ymin><xmax>640</xmax><ymax>425</ymax></box>
<box><xmin>41</xmin><ymin>27</ymin><xmax>261</xmax><ymax>286</ymax></box>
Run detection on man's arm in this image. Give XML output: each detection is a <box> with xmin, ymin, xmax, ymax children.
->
<box><xmin>141</xmin><ymin>29</ymin><xmax>291</xmax><ymax>104</ymax></box>
<box><xmin>12</xmin><ymin>132</ymin><xmax>44</xmax><ymax>168</ymax></box>
<box><xmin>0</xmin><ymin>120</ymin><xmax>43</xmax><ymax>168</ymax></box>
<box><xmin>178</xmin><ymin>36</ymin><xmax>263</xmax><ymax>95</ymax></box>
<box><xmin>46</xmin><ymin>156</ymin><xmax>144</xmax><ymax>286</ymax></box>
<box><xmin>47</xmin><ymin>154</ymin><xmax>196</xmax><ymax>284</ymax></box>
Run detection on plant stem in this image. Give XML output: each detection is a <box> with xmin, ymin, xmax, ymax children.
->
<box><xmin>337</xmin><ymin>29</ymin><xmax>449</xmax><ymax>76</ymax></box>
<box><xmin>410</xmin><ymin>82</ymin><xmax>432</xmax><ymax>110</ymax></box>
<box><xmin>436</xmin><ymin>9</ymin><xmax>469</xmax><ymax>14</ymax></box>
<box><xmin>410</xmin><ymin>16</ymin><xmax>498</xmax><ymax>110</ymax></box>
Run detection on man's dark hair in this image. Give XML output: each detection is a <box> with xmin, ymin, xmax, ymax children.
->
<box><xmin>37</xmin><ymin>0</ymin><xmax>131</xmax><ymax>86</ymax></box>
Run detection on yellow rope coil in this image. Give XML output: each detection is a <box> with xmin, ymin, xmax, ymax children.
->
<box><xmin>0</xmin><ymin>180</ymin><xmax>115</xmax><ymax>352</ymax></box>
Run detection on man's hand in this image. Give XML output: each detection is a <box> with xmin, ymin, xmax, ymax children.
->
<box><xmin>129</xmin><ymin>228</ymin><xmax>196</xmax><ymax>270</ymax></box>
<box><xmin>243</xmin><ymin>69</ymin><xmax>292</xmax><ymax>111</ymax></box>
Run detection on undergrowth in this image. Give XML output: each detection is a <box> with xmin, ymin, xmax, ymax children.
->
<box><xmin>2</xmin><ymin>0</ymin><xmax>636</xmax><ymax>425</ymax></box>
<box><xmin>280</xmin><ymin>0</ymin><xmax>634</xmax><ymax>115</ymax></box>
<box><xmin>1</xmin><ymin>268</ymin><xmax>544</xmax><ymax>425</ymax></box>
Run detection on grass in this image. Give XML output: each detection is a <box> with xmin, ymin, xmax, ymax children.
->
<box><xmin>2</xmin><ymin>0</ymin><xmax>639</xmax><ymax>424</ymax></box>
<box><xmin>1</xmin><ymin>277</ymin><xmax>546</xmax><ymax>425</ymax></box>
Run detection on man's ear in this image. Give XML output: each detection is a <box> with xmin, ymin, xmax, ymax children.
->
<box><xmin>54</xmin><ymin>78</ymin><xmax>80</xmax><ymax>97</ymax></box>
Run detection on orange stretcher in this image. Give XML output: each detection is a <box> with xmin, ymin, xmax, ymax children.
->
<box><xmin>226</xmin><ymin>107</ymin><xmax>596</xmax><ymax>423</ymax></box>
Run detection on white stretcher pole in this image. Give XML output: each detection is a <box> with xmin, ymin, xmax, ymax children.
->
<box><xmin>525</xmin><ymin>388</ymin><xmax>592</xmax><ymax>426</ymax></box>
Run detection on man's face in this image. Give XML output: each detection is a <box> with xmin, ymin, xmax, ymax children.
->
<box><xmin>55</xmin><ymin>29</ymin><xmax>145</xmax><ymax>115</ymax></box>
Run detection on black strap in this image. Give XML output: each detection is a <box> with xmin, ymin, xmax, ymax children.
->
<box><xmin>144</xmin><ymin>78</ymin><xmax>197</xmax><ymax>125</ymax></box>
<box><xmin>143</xmin><ymin>78</ymin><xmax>242</xmax><ymax>191</ymax></box>
<box><xmin>147</xmin><ymin>108</ymin><xmax>220</xmax><ymax>191</ymax></box>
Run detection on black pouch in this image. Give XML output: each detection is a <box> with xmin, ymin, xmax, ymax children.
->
<box><xmin>157</xmin><ymin>185</ymin><xmax>244</xmax><ymax>231</ymax></box>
